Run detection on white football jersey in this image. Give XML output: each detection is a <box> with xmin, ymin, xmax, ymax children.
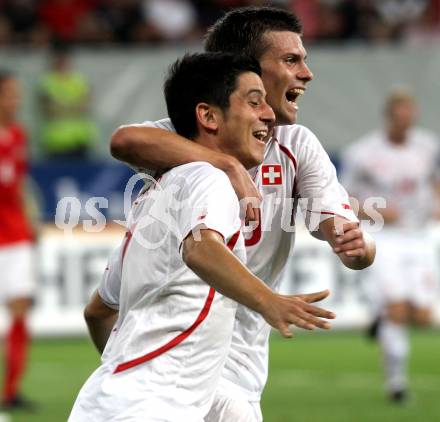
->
<box><xmin>100</xmin><ymin>119</ymin><xmax>356</xmax><ymax>403</ymax></box>
<box><xmin>221</xmin><ymin>123</ymin><xmax>356</xmax><ymax>401</ymax></box>
<box><xmin>70</xmin><ymin>162</ymin><xmax>245</xmax><ymax>421</ymax></box>
<box><xmin>341</xmin><ymin>128</ymin><xmax>440</xmax><ymax>230</ymax></box>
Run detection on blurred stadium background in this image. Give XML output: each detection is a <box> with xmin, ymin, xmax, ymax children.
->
<box><xmin>1</xmin><ymin>0</ymin><xmax>440</xmax><ymax>421</ymax></box>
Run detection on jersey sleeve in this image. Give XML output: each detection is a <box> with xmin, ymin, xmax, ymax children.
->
<box><xmin>141</xmin><ymin>118</ymin><xmax>175</xmax><ymax>132</ymax></box>
<box><xmin>174</xmin><ymin>164</ymin><xmax>241</xmax><ymax>250</ymax></box>
<box><xmin>294</xmin><ymin>127</ymin><xmax>358</xmax><ymax>237</ymax></box>
<box><xmin>97</xmin><ymin>246</ymin><xmax>123</xmax><ymax>310</ymax></box>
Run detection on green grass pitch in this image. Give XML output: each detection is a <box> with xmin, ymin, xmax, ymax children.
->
<box><xmin>1</xmin><ymin>330</ymin><xmax>439</xmax><ymax>421</ymax></box>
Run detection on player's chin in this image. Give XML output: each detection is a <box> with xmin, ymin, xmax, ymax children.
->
<box><xmin>276</xmin><ymin>108</ymin><xmax>297</xmax><ymax>126</ymax></box>
<box><xmin>246</xmin><ymin>146</ymin><xmax>265</xmax><ymax>168</ymax></box>
<box><xmin>255</xmin><ymin>141</ymin><xmax>265</xmax><ymax>159</ymax></box>
<box><xmin>281</xmin><ymin>103</ymin><xmax>298</xmax><ymax>125</ymax></box>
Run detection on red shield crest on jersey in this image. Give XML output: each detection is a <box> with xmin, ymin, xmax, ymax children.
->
<box><xmin>261</xmin><ymin>164</ymin><xmax>282</xmax><ymax>185</ymax></box>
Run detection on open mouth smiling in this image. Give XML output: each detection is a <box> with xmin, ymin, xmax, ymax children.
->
<box><xmin>252</xmin><ymin>129</ymin><xmax>268</xmax><ymax>141</ymax></box>
<box><xmin>285</xmin><ymin>87</ymin><xmax>305</xmax><ymax>108</ymax></box>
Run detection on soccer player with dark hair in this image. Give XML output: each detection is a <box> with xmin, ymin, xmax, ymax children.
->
<box><xmin>106</xmin><ymin>7</ymin><xmax>375</xmax><ymax>420</ymax></box>
<box><xmin>69</xmin><ymin>53</ymin><xmax>337</xmax><ymax>421</ymax></box>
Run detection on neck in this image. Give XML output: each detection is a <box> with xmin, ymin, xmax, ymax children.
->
<box><xmin>194</xmin><ymin>133</ymin><xmax>224</xmax><ymax>155</ymax></box>
<box><xmin>387</xmin><ymin>126</ymin><xmax>408</xmax><ymax>145</ymax></box>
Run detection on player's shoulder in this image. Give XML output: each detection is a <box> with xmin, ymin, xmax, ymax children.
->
<box><xmin>346</xmin><ymin>130</ymin><xmax>382</xmax><ymax>156</ymax></box>
<box><xmin>273</xmin><ymin>124</ymin><xmax>317</xmax><ymax>147</ymax></box>
<box><xmin>273</xmin><ymin>124</ymin><xmax>325</xmax><ymax>162</ymax></box>
<box><xmin>411</xmin><ymin>127</ymin><xmax>439</xmax><ymax>150</ymax></box>
<box><xmin>170</xmin><ymin>162</ymin><xmax>231</xmax><ymax>188</ymax></box>
<box><xmin>141</xmin><ymin>117</ymin><xmax>175</xmax><ymax>132</ymax></box>
<box><xmin>166</xmin><ymin>162</ymin><xmax>236</xmax><ymax>204</ymax></box>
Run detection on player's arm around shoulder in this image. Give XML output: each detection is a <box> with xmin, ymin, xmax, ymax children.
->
<box><xmin>319</xmin><ymin>216</ymin><xmax>376</xmax><ymax>270</ymax></box>
<box><xmin>110</xmin><ymin>121</ymin><xmax>260</xmax><ymax>213</ymax></box>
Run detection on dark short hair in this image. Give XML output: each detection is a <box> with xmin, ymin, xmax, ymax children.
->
<box><xmin>204</xmin><ymin>6</ymin><xmax>302</xmax><ymax>60</ymax></box>
<box><xmin>164</xmin><ymin>52</ymin><xmax>261</xmax><ymax>139</ymax></box>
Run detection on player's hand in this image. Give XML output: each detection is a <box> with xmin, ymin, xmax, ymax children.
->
<box><xmin>332</xmin><ymin>221</ymin><xmax>376</xmax><ymax>269</ymax></box>
<box><xmin>332</xmin><ymin>221</ymin><xmax>367</xmax><ymax>257</ymax></box>
<box><xmin>223</xmin><ymin>158</ymin><xmax>261</xmax><ymax>222</ymax></box>
<box><xmin>261</xmin><ymin>289</ymin><xmax>335</xmax><ymax>338</ymax></box>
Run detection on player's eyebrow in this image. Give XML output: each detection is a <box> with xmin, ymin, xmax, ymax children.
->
<box><xmin>246</xmin><ymin>89</ymin><xmax>265</xmax><ymax>97</ymax></box>
<box><xmin>283</xmin><ymin>52</ymin><xmax>307</xmax><ymax>61</ymax></box>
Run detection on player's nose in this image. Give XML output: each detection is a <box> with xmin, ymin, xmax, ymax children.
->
<box><xmin>298</xmin><ymin>62</ymin><xmax>313</xmax><ymax>82</ymax></box>
<box><xmin>260</xmin><ymin>101</ymin><xmax>275</xmax><ymax>124</ymax></box>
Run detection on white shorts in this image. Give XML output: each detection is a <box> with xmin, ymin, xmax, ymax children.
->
<box><xmin>365</xmin><ymin>231</ymin><xmax>439</xmax><ymax>311</ymax></box>
<box><xmin>0</xmin><ymin>241</ymin><xmax>36</xmax><ymax>303</ymax></box>
<box><xmin>205</xmin><ymin>379</ymin><xmax>262</xmax><ymax>422</ymax></box>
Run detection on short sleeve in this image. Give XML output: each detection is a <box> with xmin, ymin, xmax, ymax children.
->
<box><xmin>97</xmin><ymin>246</ymin><xmax>123</xmax><ymax>310</ymax></box>
<box><xmin>174</xmin><ymin>164</ymin><xmax>241</xmax><ymax>250</ymax></box>
<box><xmin>141</xmin><ymin>118</ymin><xmax>175</xmax><ymax>132</ymax></box>
<box><xmin>294</xmin><ymin>129</ymin><xmax>357</xmax><ymax>235</ymax></box>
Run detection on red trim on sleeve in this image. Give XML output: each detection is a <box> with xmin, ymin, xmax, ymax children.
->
<box><xmin>306</xmin><ymin>209</ymin><xmax>352</xmax><ymax>216</ymax></box>
<box><xmin>309</xmin><ymin>210</ymin><xmax>336</xmax><ymax>216</ymax></box>
<box><xmin>113</xmin><ymin>229</ymin><xmax>241</xmax><ymax>374</ymax></box>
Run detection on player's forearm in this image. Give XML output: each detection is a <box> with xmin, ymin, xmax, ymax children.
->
<box><xmin>110</xmin><ymin>125</ymin><xmax>238</xmax><ymax>172</ymax></box>
<box><xmin>183</xmin><ymin>235</ymin><xmax>273</xmax><ymax>314</ymax></box>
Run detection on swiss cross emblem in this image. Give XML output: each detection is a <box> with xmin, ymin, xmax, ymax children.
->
<box><xmin>262</xmin><ymin>164</ymin><xmax>282</xmax><ymax>185</ymax></box>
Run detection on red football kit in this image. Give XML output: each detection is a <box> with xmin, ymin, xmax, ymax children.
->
<box><xmin>0</xmin><ymin>122</ymin><xmax>33</xmax><ymax>246</ymax></box>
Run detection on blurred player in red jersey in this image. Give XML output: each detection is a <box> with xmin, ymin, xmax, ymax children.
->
<box><xmin>0</xmin><ymin>70</ymin><xmax>36</xmax><ymax>411</ymax></box>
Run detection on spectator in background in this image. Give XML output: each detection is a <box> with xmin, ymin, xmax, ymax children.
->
<box><xmin>291</xmin><ymin>0</ymin><xmax>359</xmax><ymax>43</ymax></box>
<box><xmin>94</xmin><ymin>0</ymin><xmax>145</xmax><ymax>43</ymax></box>
<box><xmin>38</xmin><ymin>44</ymin><xmax>97</xmax><ymax>160</ymax></box>
<box><xmin>0</xmin><ymin>70</ymin><xmax>36</xmax><ymax>411</ymax></box>
<box><xmin>37</xmin><ymin>0</ymin><xmax>100</xmax><ymax>44</ymax></box>
<box><xmin>366</xmin><ymin>0</ymin><xmax>429</xmax><ymax>42</ymax></box>
<box><xmin>340</xmin><ymin>89</ymin><xmax>440</xmax><ymax>403</ymax></box>
<box><xmin>0</xmin><ymin>0</ymin><xmax>439</xmax><ymax>45</ymax></box>
<box><xmin>136</xmin><ymin>0</ymin><xmax>201</xmax><ymax>43</ymax></box>
<box><xmin>403</xmin><ymin>0</ymin><xmax>440</xmax><ymax>44</ymax></box>
<box><xmin>0</xmin><ymin>0</ymin><xmax>48</xmax><ymax>46</ymax></box>
<box><xmin>193</xmin><ymin>0</ymin><xmax>273</xmax><ymax>32</ymax></box>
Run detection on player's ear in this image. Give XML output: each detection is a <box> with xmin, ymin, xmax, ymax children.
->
<box><xmin>195</xmin><ymin>103</ymin><xmax>219</xmax><ymax>132</ymax></box>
